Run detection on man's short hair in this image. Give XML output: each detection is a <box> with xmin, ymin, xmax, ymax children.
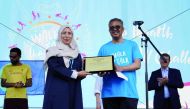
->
<box><xmin>109</xmin><ymin>18</ymin><xmax>123</xmax><ymax>26</ymax></box>
<box><xmin>160</xmin><ymin>53</ymin><xmax>170</xmax><ymax>60</ymax></box>
<box><xmin>10</xmin><ymin>47</ymin><xmax>21</xmax><ymax>57</ymax></box>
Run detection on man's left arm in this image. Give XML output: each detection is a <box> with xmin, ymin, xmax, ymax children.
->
<box><xmin>115</xmin><ymin>42</ymin><xmax>142</xmax><ymax>72</ymax></box>
<box><xmin>24</xmin><ymin>78</ymin><xmax>32</xmax><ymax>87</ymax></box>
<box><xmin>115</xmin><ymin>59</ymin><xmax>141</xmax><ymax>72</ymax></box>
<box><xmin>24</xmin><ymin>65</ymin><xmax>32</xmax><ymax>87</ymax></box>
<box><xmin>166</xmin><ymin>69</ymin><xmax>184</xmax><ymax>88</ymax></box>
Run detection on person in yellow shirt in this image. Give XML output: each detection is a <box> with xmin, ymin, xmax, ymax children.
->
<box><xmin>1</xmin><ymin>47</ymin><xmax>32</xmax><ymax>109</ymax></box>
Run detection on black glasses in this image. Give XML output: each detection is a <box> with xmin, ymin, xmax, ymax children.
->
<box><xmin>109</xmin><ymin>25</ymin><xmax>121</xmax><ymax>31</ymax></box>
<box><xmin>9</xmin><ymin>55</ymin><xmax>18</xmax><ymax>59</ymax></box>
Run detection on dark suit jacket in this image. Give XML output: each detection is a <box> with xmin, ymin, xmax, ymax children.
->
<box><xmin>43</xmin><ymin>54</ymin><xmax>84</xmax><ymax>109</ymax></box>
<box><xmin>148</xmin><ymin>68</ymin><xmax>184</xmax><ymax>109</ymax></box>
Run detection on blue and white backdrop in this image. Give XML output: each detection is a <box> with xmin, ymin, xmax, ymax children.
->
<box><xmin>0</xmin><ymin>0</ymin><xmax>190</xmax><ymax>108</ymax></box>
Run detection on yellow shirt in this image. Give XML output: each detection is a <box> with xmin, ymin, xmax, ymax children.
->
<box><xmin>1</xmin><ymin>64</ymin><xmax>32</xmax><ymax>98</ymax></box>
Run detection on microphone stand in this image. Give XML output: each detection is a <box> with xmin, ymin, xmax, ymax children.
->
<box><xmin>137</xmin><ymin>25</ymin><xmax>163</xmax><ymax>109</ymax></box>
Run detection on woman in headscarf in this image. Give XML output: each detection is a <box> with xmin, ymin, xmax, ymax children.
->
<box><xmin>43</xmin><ymin>25</ymin><xmax>90</xmax><ymax>109</ymax></box>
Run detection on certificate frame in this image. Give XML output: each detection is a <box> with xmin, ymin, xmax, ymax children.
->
<box><xmin>83</xmin><ymin>55</ymin><xmax>114</xmax><ymax>73</ymax></box>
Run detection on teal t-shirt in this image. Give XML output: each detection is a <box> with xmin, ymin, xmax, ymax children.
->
<box><xmin>98</xmin><ymin>39</ymin><xmax>143</xmax><ymax>98</ymax></box>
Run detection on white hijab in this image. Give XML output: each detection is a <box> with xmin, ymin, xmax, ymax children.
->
<box><xmin>44</xmin><ymin>25</ymin><xmax>79</xmax><ymax>68</ymax></box>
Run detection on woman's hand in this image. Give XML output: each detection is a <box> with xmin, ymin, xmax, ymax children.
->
<box><xmin>78</xmin><ymin>71</ymin><xmax>91</xmax><ymax>78</ymax></box>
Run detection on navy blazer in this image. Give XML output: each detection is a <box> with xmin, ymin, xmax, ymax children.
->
<box><xmin>148</xmin><ymin>68</ymin><xmax>184</xmax><ymax>109</ymax></box>
<box><xmin>43</xmin><ymin>54</ymin><xmax>84</xmax><ymax>109</ymax></box>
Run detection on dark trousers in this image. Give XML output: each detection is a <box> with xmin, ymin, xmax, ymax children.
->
<box><xmin>103</xmin><ymin>97</ymin><xmax>138</xmax><ymax>109</ymax></box>
<box><xmin>4</xmin><ymin>98</ymin><xmax>28</xmax><ymax>109</ymax></box>
<box><xmin>155</xmin><ymin>98</ymin><xmax>174</xmax><ymax>109</ymax></box>
<box><xmin>161</xmin><ymin>98</ymin><xmax>173</xmax><ymax>109</ymax></box>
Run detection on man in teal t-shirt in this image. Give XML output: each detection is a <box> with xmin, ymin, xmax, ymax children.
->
<box><xmin>98</xmin><ymin>18</ymin><xmax>143</xmax><ymax>109</ymax></box>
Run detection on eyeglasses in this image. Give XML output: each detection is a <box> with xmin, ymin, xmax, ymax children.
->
<box><xmin>9</xmin><ymin>55</ymin><xmax>18</xmax><ymax>59</ymax></box>
<box><xmin>160</xmin><ymin>57</ymin><xmax>170</xmax><ymax>63</ymax></box>
<box><xmin>109</xmin><ymin>25</ymin><xmax>121</xmax><ymax>31</ymax></box>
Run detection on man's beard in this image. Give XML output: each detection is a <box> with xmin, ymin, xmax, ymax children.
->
<box><xmin>112</xmin><ymin>36</ymin><xmax>120</xmax><ymax>41</ymax></box>
<box><xmin>11</xmin><ymin>60</ymin><xmax>19</xmax><ymax>65</ymax></box>
<box><xmin>110</xmin><ymin>30</ymin><xmax>121</xmax><ymax>41</ymax></box>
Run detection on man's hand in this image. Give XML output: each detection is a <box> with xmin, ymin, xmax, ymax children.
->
<box><xmin>98</xmin><ymin>72</ymin><xmax>107</xmax><ymax>77</ymax></box>
<box><xmin>157</xmin><ymin>77</ymin><xmax>168</xmax><ymax>86</ymax></box>
<box><xmin>14</xmin><ymin>81</ymin><xmax>24</xmax><ymax>88</ymax></box>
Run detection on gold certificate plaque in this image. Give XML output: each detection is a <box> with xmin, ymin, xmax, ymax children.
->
<box><xmin>84</xmin><ymin>56</ymin><xmax>114</xmax><ymax>73</ymax></box>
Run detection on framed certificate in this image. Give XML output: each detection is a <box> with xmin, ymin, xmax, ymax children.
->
<box><xmin>83</xmin><ymin>55</ymin><xmax>114</xmax><ymax>73</ymax></box>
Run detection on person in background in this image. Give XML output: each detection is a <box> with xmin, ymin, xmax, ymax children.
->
<box><xmin>1</xmin><ymin>47</ymin><xmax>32</xmax><ymax>109</ymax></box>
<box><xmin>43</xmin><ymin>25</ymin><xmax>90</xmax><ymax>109</ymax></box>
<box><xmin>98</xmin><ymin>18</ymin><xmax>143</xmax><ymax>109</ymax></box>
<box><xmin>148</xmin><ymin>53</ymin><xmax>184</xmax><ymax>109</ymax></box>
<box><xmin>94</xmin><ymin>76</ymin><xmax>103</xmax><ymax>109</ymax></box>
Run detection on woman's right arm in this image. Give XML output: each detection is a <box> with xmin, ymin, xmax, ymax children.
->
<box><xmin>47</xmin><ymin>56</ymin><xmax>90</xmax><ymax>79</ymax></box>
<box><xmin>47</xmin><ymin>56</ymin><xmax>74</xmax><ymax>78</ymax></box>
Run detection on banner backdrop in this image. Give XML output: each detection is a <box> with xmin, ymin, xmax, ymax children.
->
<box><xmin>0</xmin><ymin>0</ymin><xmax>190</xmax><ymax>108</ymax></box>
<box><xmin>0</xmin><ymin>60</ymin><xmax>45</xmax><ymax>95</ymax></box>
